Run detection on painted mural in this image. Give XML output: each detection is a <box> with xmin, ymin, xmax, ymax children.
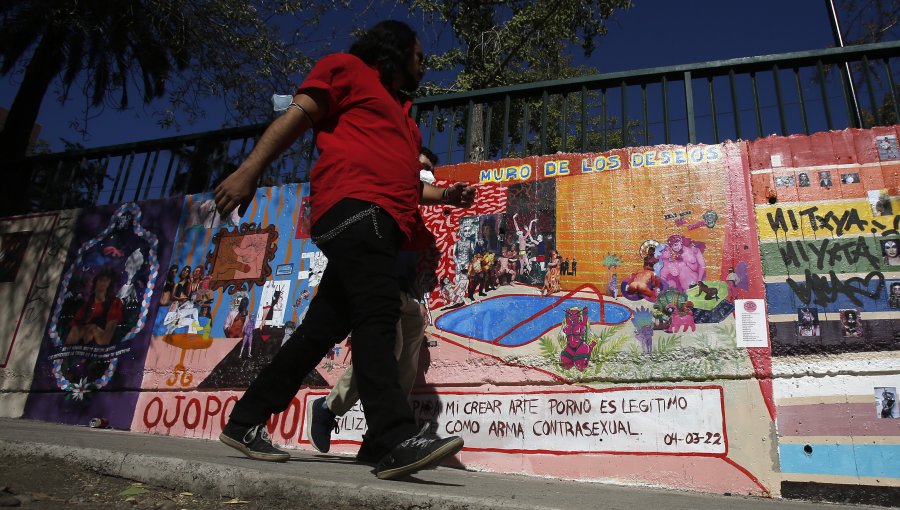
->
<box><xmin>135</xmin><ymin>184</ymin><xmax>331</xmax><ymax>436</ymax></box>
<box><xmin>23</xmin><ymin>198</ymin><xmax>180</xmax><ymax>428</ymax></box>
<box><xmin>3</xmin><ymin>127</ymin><xmax>900</xmax><ymax>503</ymax></box>
<box><xmin>749</xmin><ymin>128</ymin><xmax>900</xmax><ymax>503</ymax></box>
<box><xmin>425</xmin><ymin>145</ymin><xmax>766</xmax><ymax>384</ymax></box>
<box><xmin>375</xmin><ymin>143</ymin><xmax>776</xmax><ymax>494</ymax></box>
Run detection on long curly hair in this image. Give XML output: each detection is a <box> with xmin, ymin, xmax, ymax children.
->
<box><xmin>90</xmin><ymin>266</ymin><xmax>118</xmax><ymax>306</ymax></box>
<box><xmin>349</xmin><ymin>20</ymin><xmax>418</xmax><ymax>88</ymax></box>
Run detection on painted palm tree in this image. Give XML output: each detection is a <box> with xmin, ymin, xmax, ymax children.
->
<box><xmin>602</xmin><ymin>253</ymin><xmax>622</xmax><ymax>294</ymax></box>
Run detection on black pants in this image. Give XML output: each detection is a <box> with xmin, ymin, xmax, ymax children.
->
<box><xmin>230</xmin><ymin>199</ymin><xmax>418</xmax><ymax>458</ymax></box>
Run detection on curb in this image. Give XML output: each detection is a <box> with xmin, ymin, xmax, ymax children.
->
<box><xmin>0</xmin><ymin>439</ymin><xmax>543</xmax><ymax>510</ymax></box>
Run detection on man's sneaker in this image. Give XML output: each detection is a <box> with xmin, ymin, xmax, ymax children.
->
<box><xmin>375</xmin><ymin>425</ymin><xmax>464</xmax><ymax>480</ymax></box>
<box><xmin>307</xmin><ymin>396</ymin><xmax>339</xmax><ymax>453</ymax></box>
<box><xmin>219</xmin><ymin>422</ymin><xmax>290</xmax><ymax>462</ymax></box>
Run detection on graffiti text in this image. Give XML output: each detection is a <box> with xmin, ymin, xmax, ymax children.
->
<box><xmin>779</xmin><ymin>237</ymin><xmax>880</xmax><ymax>270</ymax></box>
<box><xmin>786</xmin><ymin>270</ymin><xmax>885</xmax><ymax>306</ymax></box>
<box><xmin>766</xmin><ymin>206</ymin><xmax>900</xmax><ymax>237</ymax></box>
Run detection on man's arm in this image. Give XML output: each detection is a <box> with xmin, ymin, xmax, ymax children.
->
<box><xmin>420</xmin><ymin>182</ymin><xmax>477</xmax><ymax>207</ymax></box>
<box><xmin>214</xmin><ymin>90</ymin><xmax>328</xmax><ymax>217</ymax></box>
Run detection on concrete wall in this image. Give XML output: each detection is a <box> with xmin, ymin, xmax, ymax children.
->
<box><xmin>1</xmin><ymin>128</ymin><xmax>898</xmax><ymax>504</ymax></box>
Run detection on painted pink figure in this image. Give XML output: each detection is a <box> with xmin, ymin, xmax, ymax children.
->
<box><xmin>658</xmin><ymin>234</ymin><xmax>706</xmax><ymax>292</ymax></box>
<box><xmin>512</xmin><ymin>213</ymin><xmax>536</xmax><ymax>275</ymax></box>
<box><xmin>440</xmin><ymin>275</ymin><xmax>466</xmax><ymax>308</ymax></box>
<box><xmin>497</xmin><ymin>248</ymin><xmax>516</xmax><ymax>285</ymax></box>
<box><xmin>232</xmin><ymin>234</ymin><xmax>267</xmax><ymax>279</ymax></box>
<box><xmin>665</xmin><ymin>304</ymin><xmax>696</xmax><ymax>333</ymax></box>
<box><xmin>559</xmin><ymin>307</ymin><xmax>596</xmax><ymax>371</ymax></box>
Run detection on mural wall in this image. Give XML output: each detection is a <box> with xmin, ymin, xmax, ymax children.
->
<box><xmin>134</xmin><ymin>184</ymin><xmax>333</xmax><ymax>438</ymax></box>
<box><xmin>23</xmin><ymin>199</ymin><xmax>181</xmax><ymax>428</ymax></box>
<box><xmin>0</xmin><ymin>127</ymin><xmax>898</xmax><ymax>504</ymax></box>
<box><xmin>748</xmin><ymin>128</ymin><xmax>900</xmax><ymax>503</ymax></box>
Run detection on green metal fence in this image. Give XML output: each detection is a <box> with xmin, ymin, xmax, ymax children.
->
<box><xmin>16</xmin><ymin>40</ymin><xmax>900</xmax><ymax>214</ymax></box>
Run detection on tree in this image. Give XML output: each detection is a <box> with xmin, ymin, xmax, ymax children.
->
<box><xmin>412</xmin><ymin>0</ymin><xmax>632</xmax><ymax>90</ymax></box>
<box><xmin>408</xmin><ymin>0</ymin><xmax>637</xmax><ymax>159</ymax></box>
<box><xmin>0</xmin><ymin>0</ymin><xmax>328</xmax><ymax>214</ymax></box>
<box><xmin>832</xmin><ymin>0</ymin><xmax>900</xmax><ymax>127</ymax></box>
<box><xmin>25</xmin><ymin>141</ymin><xmax>109</xmax><ymax>211</ymax></box>
<box><xmin>836</xmin><ymin>0</ymin><xmax>900</xmax><ymax>45</ymax></box>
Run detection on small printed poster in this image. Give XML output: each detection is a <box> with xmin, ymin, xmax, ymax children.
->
<box><xmin>875</xmin><ymin>387</ymin><xmax>899</xmax><ymax>419</ymax></box>
<box><xmin>876</xmin><ymin>135</ymin><xmax>900</xmax><ymax>160</ymax></box>
<box><xmin>735</xmin><ymin>299</ymin><xmax>768</xmax><ymax>347</ymax></box>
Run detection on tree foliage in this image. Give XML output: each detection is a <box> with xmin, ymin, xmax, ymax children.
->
<box><xmin>836</xmin><ymin>0</ymin><xmax>900</xmax><ymax>44</ymax></box>
<box><xmin>833</xmin><ymin>0</ymin><xmax>900</xmax><ymax>127</ymax></box>
<box><xmin>0</xmin><ymin>1</ymin><xmax>327</xmax><ymax>154</ymax></box>
<box><xmin>0</xmin><ymin>0</ymin><xmax>334</xmax><ymax>213</ymax></box>
<box><xmin>407</xmin><ymin>0</ymin><xmax>636</xmax><ymax>159</ymax></box>
<box><xmin>410</xmin><ymin>0</ymin><xmax>632</xmax><ymax>91</ymax></box>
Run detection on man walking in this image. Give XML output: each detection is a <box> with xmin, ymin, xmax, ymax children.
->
<box><xmin>214</xmin><ymin>20</ymin><xmax>475</xmax><ymax>480</ymax></box>
<box><xmin>306</xmin><ymin>150</ymin><xmax>441</xmax><ymax>461</ymax></box>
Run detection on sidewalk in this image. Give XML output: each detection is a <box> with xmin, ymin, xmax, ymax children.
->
<box><xmin>0</xmin><ymin>418</ymin><xmax>880</xmax><ymax>510</ymax></box>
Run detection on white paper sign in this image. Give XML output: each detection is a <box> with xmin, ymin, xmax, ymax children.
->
<box><xmin>735</xmin><ymin>299</ymin><xmax>769</xmax><ymax>347</ymax></box>
<box><xmin>255</xmin><ymin>280</ymin><xmax>290</xmax><ymax>327</ymax></box>
<box><xmin>304</xmin><ymin>387</ymin><xmax>726</xmax><ymax>455</ymax></box>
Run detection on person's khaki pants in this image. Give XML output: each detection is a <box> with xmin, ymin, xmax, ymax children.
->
<box><xmin>326</xmin><ymin>291</ymin><xmax>425</xmax><ymax>415</ymax></box>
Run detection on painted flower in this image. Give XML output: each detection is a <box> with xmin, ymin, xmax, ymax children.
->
<box><xmin>68</xmin><ymin>378</ymin><xmax>93</xmax><ymax>401</ymax></box>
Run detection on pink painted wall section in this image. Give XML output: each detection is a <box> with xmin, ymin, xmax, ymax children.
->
<box><xmin>4</xmin><ymin>127</ymin><xmax>900</xmax><ymax>502</ymax></box>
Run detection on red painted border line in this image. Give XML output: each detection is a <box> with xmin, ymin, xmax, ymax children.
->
<box><xmin>722</xmin><ymin>455</ymin><xmax>770</xmax><ymax>495</ymax></box>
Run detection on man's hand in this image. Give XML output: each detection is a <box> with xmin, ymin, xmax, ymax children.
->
<box><xmin>213</xmin><ymin>91</ymin><xmax>325</xmax><ymax>219</ymax></box>
<box><xmin>444</xmin><ymin>182</ymin><xmax>477</xmax><ymax>208</ymax></box>
<box><xmin>214</xmin><ymin>167</ymin><xmax>259</xmax><ymax>219</ymax></box>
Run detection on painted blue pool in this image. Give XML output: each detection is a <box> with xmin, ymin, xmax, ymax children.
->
<box><xmin>435</xmin><ymin>295</ymin><xmax>632</xmax><ymax>347</ymax></box>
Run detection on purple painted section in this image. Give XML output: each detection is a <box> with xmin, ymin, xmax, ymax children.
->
<box><xmin>777</xmin><ymin>403</ymin><xmax>900</xmax><ymax>437</ymax></box>
<box><xmin>22</xmin><ymin>391</ymin><xmax>144</xmax><ymax>429</ymax></box>
<box><xmin>23</xmin><ymin>197</ymin><xmax>181</xmax><ymax>429</ymax></box>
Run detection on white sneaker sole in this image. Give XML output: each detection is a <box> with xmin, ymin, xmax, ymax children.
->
<box><xmin>219</xmin><ymin>433</ymin><xmax>291</xmax><ymax>462</ymax></box>
<box><xmin>376</xmin><ymin>437</ymin><xmax>464</xmax><ymax>480</ymax></box>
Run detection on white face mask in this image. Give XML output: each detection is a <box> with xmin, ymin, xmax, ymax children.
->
<box><xmin>419</xmin><ymin>168</ymin><xmax>436</xmax><ymax>184</ymax></box>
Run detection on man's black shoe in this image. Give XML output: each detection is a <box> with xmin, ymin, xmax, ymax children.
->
<box><xmin>375</xmin><ymin>425</ymin><xmax>464</xmax><ymax>480</ymax></box>
<box><xmin>307</xmin><ymin>397</ymin><xmax>339</xmax><ymax>453</ymax></box>
<box><xmin>356</xmin><ymin>436</ymin><xmax>378</xmax><ymax>464</ymax></box>
<box><xmin>219</xmin><ymin>422</ymin><xmax>290</xmax><ymax>462</ymax></box>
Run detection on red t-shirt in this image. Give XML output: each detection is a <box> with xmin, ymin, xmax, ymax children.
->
<box><xmin>296</xmin><ymin>53</ymin><xmax>423</xmax><ymax>241</ymax></box>
<box><xmin>74</xmin><ymin>298</ymin><xmax>124</xmax><ymax>326</ymax></box>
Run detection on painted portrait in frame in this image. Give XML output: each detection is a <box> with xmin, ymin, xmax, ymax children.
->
<box><xmin>206</xmin><ymin>223</ymin><xmax>278</xmax><ymax>294</ymax></box>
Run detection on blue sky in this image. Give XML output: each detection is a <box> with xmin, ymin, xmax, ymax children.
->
<box><xmin>0</xmin><ymin>0</ymin><xmax>839</xmax><ymax>152</ymax></box>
